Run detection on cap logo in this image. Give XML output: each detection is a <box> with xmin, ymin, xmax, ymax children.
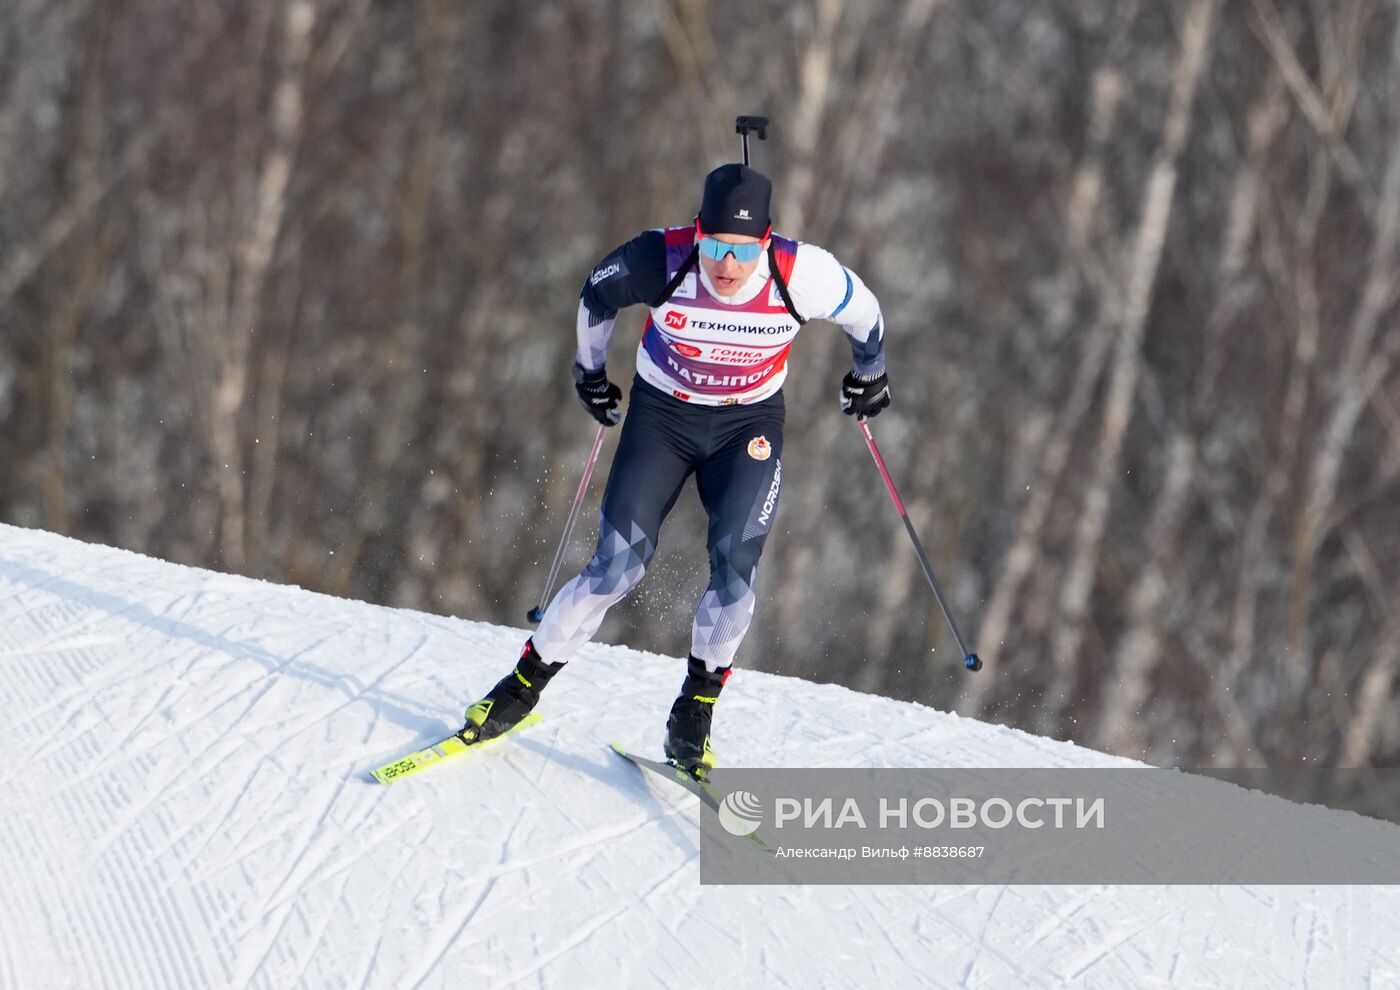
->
<box><xmin>736</xmin><ymin>208</ymin><xmax>751</xmax><ymax>220</ymax></box>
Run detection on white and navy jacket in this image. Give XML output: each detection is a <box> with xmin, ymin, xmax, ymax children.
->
<box><xmin>577</xmin><ymin>226</ymin><xmax>885</xmax><ymax>406</ymax></box>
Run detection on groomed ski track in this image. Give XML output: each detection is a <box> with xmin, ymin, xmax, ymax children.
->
<box><xmin>1</xmin><ymin>524</ymin><xmax>1396</xmax><ymax>989</ymax></box>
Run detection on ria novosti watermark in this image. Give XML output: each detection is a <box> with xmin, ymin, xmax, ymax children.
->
<box><xmin>719</xmin><ymin>789</ymin><xmax>1104</xmax><ymax>836</ymax></box>
<box><xmin>697</xmin><ymin>768</ymin><xmax>1400</xmax><ymax>885</ymax></box>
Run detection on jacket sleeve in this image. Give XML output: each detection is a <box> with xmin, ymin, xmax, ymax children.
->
<box><xmin>785</xmin><ymin>242</ymin><xmax>886</xmax><ymax>377</ymax></box>
<box><xmin>575</xmin><ymin>230</ymin><xmax>669</xmax><ymax>372</ymax></box>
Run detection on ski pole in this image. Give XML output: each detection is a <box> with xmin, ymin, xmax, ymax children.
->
<box><xmin>736</xmin><ymin>115</ymin><xmax>769</xmax><ymax>166</ymax></box>
<box><xmin>526</xmin><ymin>423</ymin><xmax>608</xmax><ymax>624</ymax></box>
<box><xmin>856</xmin><ymin>418</ymin><xmax>983</xmax><ymax>672</ymax></box>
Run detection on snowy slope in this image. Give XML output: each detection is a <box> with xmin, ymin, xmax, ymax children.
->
<box><xmin>1</xmin><ymin>523</ymin><xmax>1397</xmax><ymax>990</ymax></box>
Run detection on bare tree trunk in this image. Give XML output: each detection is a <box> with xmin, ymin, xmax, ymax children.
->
<box><xmin>1250</xmin><ymin>0</ymin><xmax>1378</xmax><ymax>211</ymax></box>
<box><xmin>209</xmin><ymin>0</ymin><xmax>315</xmax><ymax>571</ymax></box>
<box><xmin>1287</xmin><ymin>12</ymin><xmax>1400</xmax><ymax>684</ymax></box>
<box><xmin>956</xmin><ymin>32</ymin><xmax>1134</xmax><ymax>718</ymax></box>
<box><xmin>1339</xmin><ymin>531</ymin><xmax>1400</xmax><ymax>767</ymax></box>
<box><xmin>41</xmin><ymin>2</ymin><xmax>114</xmax><ymax>536</ymax></box>
<box><xmin>1340</xmin><ymin>637</ymin><xmax>1400</xmax><ymax>767</ymax></box>
<box><xmin>772</xmin><ymin>0</ymin><xmax>944</xmax><ymax>676</ymax></box>
<box><xmin>1097</xmin><ymin>74</ymin><xmax>1286</xmax><ymax>755</ymax></box>
<box><xmin>333</xmin><ymin>0</ymin><xmax>454</xmax><ymax>599</ymax></box>
<box><xmin>768</xmin><ymin>0</ymin><xmax>857</xmax><ymax>670</ymax></box>
<box><xmin>1042</xmin><ymin>0</ymin><xmax>1219</xmax><ymax>735</ymax></box>
<box><xmin>0</xmin><ymin>138</ymin><xmax>144</xmax><ymax>314</ymax></box>
<box><xmin>0</xmin><ymin>0</ymin><xmax>38</xmax><ymax>199</ymax></box>
<box><xmin>1094</xmin><ymin>433</ymin><xmax>1193</xmax><ymax>753</ymax></box>
<box><xmin>777</xmin><ymin>0</ymin><xmax>844</xmax><ymax>235</ymax></box>
<box><xmin>244</xmin><ymin>271</ymin><xmax>298</xmax><ymax>578</ymax></box>
<box><xmin>1212</xmin><ymin>133</ymin><xmax>1329</xmax><ymax>764</ymax></box>
<box><xmin>654</xmin><ymin>0</ymin><xmax>735</xmax><ymax>157</ymax></box>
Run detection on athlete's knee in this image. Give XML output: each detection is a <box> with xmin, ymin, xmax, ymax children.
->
<box><xmin>710</xmin><ymin>534</ymin><xmax>764</xmax><ymax>587</ymax></box>
<box><xmin>582</xmin><ymin>551</ymin><xmax>649</xmax><ymax>597</ymax></box>
<box><xmin>582</xmin><ymin>517</ymin><xmax>656</xmax><ymax>597</ymax></box>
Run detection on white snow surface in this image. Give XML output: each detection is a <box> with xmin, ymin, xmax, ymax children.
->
<box><xmin>1</xmin><ymin>523</ymin><xmax>1398</xmax><ymax>989</ymax></box>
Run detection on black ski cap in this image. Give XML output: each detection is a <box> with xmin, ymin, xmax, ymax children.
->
<box><xmin>698</xmin><ymin>164</ymin><xmax>772</xmax><ymax>238</ymax></box>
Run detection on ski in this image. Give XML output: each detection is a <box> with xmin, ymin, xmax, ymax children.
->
<box><xmin>610</xmin><ymin>742</ymin><xmax>724</xmax><ymax>810</ymax></box>
<box><xmin>609</xmin><ymin>742</ymin><xmax>771</xmax><ymax>851</ymax></box>
<box><xmin>371</xmin><ymin>714</ymin><xmax>544</xmax><ymax>784</ymax></box>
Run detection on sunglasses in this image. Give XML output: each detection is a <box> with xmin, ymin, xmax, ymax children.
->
<box><xmin>698</xmin><ymin>236</ymin><xmax>765</xmax><ymax>264</ymax></box>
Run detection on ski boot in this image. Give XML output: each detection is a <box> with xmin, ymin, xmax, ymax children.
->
<box><xmin>664</xmin><ymin>656</ymin><xmax>730</xmax><ymax>781</ymax></box>
<box><xmin>461</xmin><ymin>640</ymin><xmax>563</xmax><ymax>744</ymax></box>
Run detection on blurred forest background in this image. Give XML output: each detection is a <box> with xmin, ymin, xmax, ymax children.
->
<box><xmin>3</xmin><ymin>0</ymin><xmax>1398</xmax><ymax>767</ymax></box>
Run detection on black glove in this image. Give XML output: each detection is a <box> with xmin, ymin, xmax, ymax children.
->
<box><xmin>573</xmin><ymin>363</ymin><xmax>622</xmax><ymax>426</ymax></box>
<box><xmin>840</xmin><ymin>369</ymin><xmax>891</xmax><ymax>419</ymax></box>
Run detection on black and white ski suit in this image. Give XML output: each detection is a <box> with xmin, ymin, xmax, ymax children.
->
<box><xmin>532</xmin><ymin>226</ymin><xmax>885</xmax><ymax>670</ymax></box>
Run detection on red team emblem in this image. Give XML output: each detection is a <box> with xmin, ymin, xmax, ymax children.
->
<box><xmin>672</xmin><ymin>341</ymin><xmax>702</xmax><ymax>357</ymax></box>
<box><xmin>664</xmin><ymin>310</ymin><xmax>688</xmax><ymax>330</ymax></box>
